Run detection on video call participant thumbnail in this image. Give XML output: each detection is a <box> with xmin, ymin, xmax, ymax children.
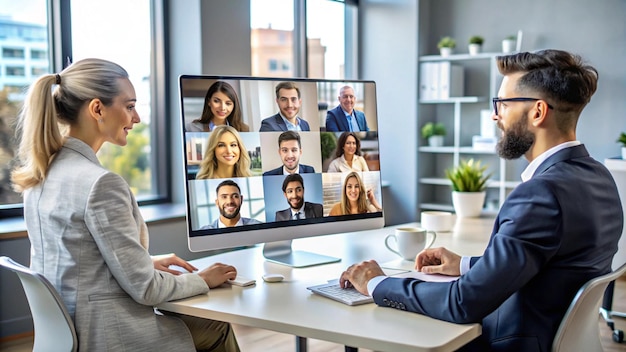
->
<box><xmin>275</xmin><ymin>173</ymin><xmax>323</xmax><ymax>221</ymax></box>
<box><xmin>260</xmin><ymin>81</ymin><xmax>311</xmax><ymax>132</ymax></box>
<box><xmin>196</xmin><ymin>125</ymin><xmax>252</xmax><ymax>179</ymax></box>
<box><xmin>325</xmin><ymin>85</ymin><xmax>369</xmax><ymax>132</ymax></box>
<box><xmin>263</xmin><ymin>131</ymin><xmax>315</xmax><ymax>175</ymax></box>
<box><xmin>201</xmin><ymin>179</ymin><xmax>262</xmax><ymax>229</ymax></box>
<box><xmin>327</xmin><ymin>132</ymin><xmax>370</xmax><ymax>173</ymax></box>
<box><xmin>329</xmin><ymin>172</ymin><xmax>382</xmax><ymax>215</ymax></box>
<box><xmin>185</xmin><ymin>80</ymin><xmax>250</xmax><ymax>132</ymax></box>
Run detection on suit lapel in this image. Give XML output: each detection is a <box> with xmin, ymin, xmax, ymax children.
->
<box><xmin>337</xmin><ymin>107</ymin><xmax>350</xmax><ymax>131</ymax></box>
<box><xmin>275</xmin><ymin>114</ymin><xmax>288</xmax><ymax>131</ymax></box>
<box><xmin>356</xmin><ymin>112</ymin><xmax>364</xmax><ymax>131</ymax></box>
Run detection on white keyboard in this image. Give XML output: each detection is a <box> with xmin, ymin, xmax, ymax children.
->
<box><xmin>307</xmin><ymin>282</ymin><xmax>374</xmax><ymax>306</ymax></box>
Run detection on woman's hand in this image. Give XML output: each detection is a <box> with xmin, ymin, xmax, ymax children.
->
<box><xmin>152</xmin><ymin>253</ymin><xmax>198</xmax><ymax>275</ymax></box>
<box><xmin>197</xmin><ymin>263</ymin><xmax>238</xmax><ymax>288</ymax></box>
<box><xmin>366</xmin><ymin>189</ymin><xmax>383</xmax><ymax>211</ymax></box>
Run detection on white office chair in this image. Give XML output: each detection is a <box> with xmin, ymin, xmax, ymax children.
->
<box><xmin>0</xmin><ymin>256</ymin><xmax>78</xmax><ymax>352</ymax></box>
<box><xmin>552</xmin><ymin>263</ymin><xmax>626</xmax><ymax>352</ymax></box>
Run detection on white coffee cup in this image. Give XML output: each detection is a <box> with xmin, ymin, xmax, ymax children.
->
<box><xmin>385</xmin><ymin>227</ymin><xmax>437</xmax><ymax>261</ymax></box>
<box><xmin>420</xmin><ymin>211</ymin><xmax>454</xmax><ymax>232</ymax></box>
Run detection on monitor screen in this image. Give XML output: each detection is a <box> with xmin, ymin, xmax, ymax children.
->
<box><xmin>179</xmin><ymin>75</ymin><xmax>384</xmax><ymax>267</ymax></box>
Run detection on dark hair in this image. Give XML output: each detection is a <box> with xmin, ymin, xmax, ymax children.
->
<box><xmin>496</xmin><ymin>49</ymin><xmax>598</xmax><ymax>116</ymax></box>
<box><xmin>278</xmin><ymin>131</ymin><xmax>301</xmax><ymax>148</ymax></box>
<box><xmin>282</xmin><ymin>173</ymin><xmax>304</xmax><ymax>193</ymax></box>
<box><xmin>196</xmin><ymin>81</ymin><xmax>249</xmax><ymax>132</ymax></box>
<box><xmin>275</xmin><ymin>81</ymin><xmax>301</xmax><ymax>99</ymax></box>
<box><xmin>216</xmin><ymin>179</ymin><xmax>241</xmax><ymax>195</ymax></box>
<box><xmin>334</xmin><ymin>132</ymin><xmax>362</xmax><ymax>158</ymax></box>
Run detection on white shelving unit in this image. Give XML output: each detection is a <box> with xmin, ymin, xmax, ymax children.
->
<box><xmin>418</xmin><ymin>52</ymin><xmax>525</xmax><ymax>215</ymax></box>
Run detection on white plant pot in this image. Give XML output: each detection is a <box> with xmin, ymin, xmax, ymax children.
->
<box><xmin>428</xmin><ymin>135</ymin><xmax>444</xmax><ymax>147</ymax></box>
<box><xmin>439</xmin><ymin>47</ymin><xmax>453</xmax><ymax>57</ymax></box>
<box><xmin>468</xmin><ymin>43</ymin><xmax>482</xmax><ymax>55</ymax></box>
<box><xmin>502</xmin><ymin>39</ymin><xmax>516</xmax><ymax>53</ymax></box>
<box><xmin>622</xmin><ymin>147</ymin><xmax>626</xmax><ymax>160</ymax></box>
<box><xmin>451</xmin><ymin>191</ymin><xmax>486</xmax><ymax>218</ymax></box>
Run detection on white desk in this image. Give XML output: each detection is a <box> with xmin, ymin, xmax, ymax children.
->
<box><xmin>158</xmin><ymin>217</ymin><xmax>494</xmax><ymax>352</ymax></box>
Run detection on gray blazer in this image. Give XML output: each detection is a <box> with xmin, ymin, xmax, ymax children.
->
<box><xmin>25</xmin><ymin>137</ymin><xmax>207</xmax><ymax>351</ymax></box>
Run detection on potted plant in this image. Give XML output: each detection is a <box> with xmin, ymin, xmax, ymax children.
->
<box><xmin>421</xmin><ymin>122</ymin><xmax>446</xmax><ymax>147</ymax></box>
<box><xmin>445</xmin><ymin>158</ymin><xmax>492</xmax><ymax>217</ymax></box>
<box><xmin>437</xmin><ymin>36</ymin><xmax>456</xmax><ymax>57</ymax></box>
<box><xmin>618</xmin><ymin>132</ymin><xmax>626</xmax><ymax>159</ymax></box>
<box><xmin>468</xmin><ymin>36</ymin><xmax>484</xmax><ymax>55</ymax></box>
<box><xmin>502</xmin><ymin>35</ymin><xmax>517</xmax><ymax>53</ymax></box>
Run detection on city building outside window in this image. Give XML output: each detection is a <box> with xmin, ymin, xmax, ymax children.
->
<box><xmin>250</xmin><ymin>0</ymin><xmax>356</xmax><ymax>80</ymax></box>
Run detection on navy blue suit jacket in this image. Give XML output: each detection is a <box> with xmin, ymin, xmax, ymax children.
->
<box><xmin>274</xmin><ymin>202</ymin><xmax>323</xmax><ymax>221</ymax></box>
<box><xmin>263</xmin><ymin>164</ymin><xmax>315</xmax><ymax>176</ymax></box>
<box><xmin>325</xmin><ymin>105</ymin><xmax>369</xmax><ymax>132</ymax></box>
<box><xmin>259</xmin><ymin>113</ymin><xmax>310</xmax><ymax>132</ymax></box>
<box><xmin>373</xmin><ymin>145</ymin><xmax>623</xmax><ymax>352</ymax></box>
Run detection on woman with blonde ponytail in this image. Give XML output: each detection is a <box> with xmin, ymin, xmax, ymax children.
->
<box><xmin>12</xmin><ymin>58</ymin><xmax>240</xmax><ymax>351</ymax></box>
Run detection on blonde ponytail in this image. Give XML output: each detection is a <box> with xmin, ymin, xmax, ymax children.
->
<box><xmin>11</xmin><ymin>74</ymin><xmax>64</xmax><ymax>191</ymax></box>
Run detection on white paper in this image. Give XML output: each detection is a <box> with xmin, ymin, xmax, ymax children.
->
<box><xmin>392</xmin><ymin>271</ymin><xmax>459</xmax><ymax>282</ymax></box>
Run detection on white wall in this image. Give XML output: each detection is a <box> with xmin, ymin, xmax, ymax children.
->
<box><xmin>359</xmin><ymin>0</ymin><xmax>420</xmax><ymax>225</ymax></box>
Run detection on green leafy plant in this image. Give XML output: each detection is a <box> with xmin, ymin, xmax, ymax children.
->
<box><xmin>445</xmin><ymin>158</ymin><xmax>492</xmax><ymax>192</ymax></box>
<box><xmin>504</xmin><ymin>35</ymin><xmax>516</xmax><ymax>41</ymax></box>
<box><xmin>437</xmin><ymin>36</ymin><xmax>456</xmax><ymax>49</ymax></box>
<box><xmin>618</xmin><ymin>132</ymin><xmax>626</xmax><ymax>147</ymax></box>
<box><xmin>320</xmin><ymin>132</ymin><xmax>337</xmax><ymax>160</ymax></box>
<box><xmin>469</xmin><ymin>36</ymin><xmax>484</xmax><ymax>45</ymax></box>
<box><xmin>421</xmin><ymin>122</ymin><xmax>446</xmax><ymax>139</ymax></box>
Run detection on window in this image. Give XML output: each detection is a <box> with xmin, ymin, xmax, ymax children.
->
<box><xmin>30</xmin><ymin>48</ymin><xmax>46</xmax><ymax>59</ymax></box>
<box><xmin>0</xmin><ymin>0</ymin><xmax>48</xmax><ymax>212</ymax></box>
<box><xmin>269</xmin><ymin>58</ymin><xmax>278</xmax><ymax>71</ymax></box>
<box><xmin>250</xmin><ymin>0</ymin><xmax>357</xmax><ymax>79</ymax></box>
<box><xmin>0</xmin><ymin>0</ymin><xmax>168</xmax><ymax>217</ymax></box>
<box><xmin>2</xmin><ymin>47</ymin><xmax>25</xmax><ymax>58</ymax></box>
<box><xmin>6</xmin><ymin>66</ymin><xmax>25</xmax><ymax>76</ymax></box>
<box><xmin>69</xmin><ymin>0</ymin><xmax>158</xmax><ymax>201</ymax></box>
<box><xmin>250</xmin><ymin>0</ymin><xmax>294</xmax><ymax>77</ymax></box>
<box><xmin>31</xmin><ymin>66</ymin><xmax>47</xmax><ymax>76</ymax></box>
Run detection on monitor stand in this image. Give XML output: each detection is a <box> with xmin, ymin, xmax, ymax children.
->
<box><xmin>262</xmin><ymin>240</ymin><xmax>340</xmax><ymax>268</ymax></box>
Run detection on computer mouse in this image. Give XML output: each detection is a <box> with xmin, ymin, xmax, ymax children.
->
<box><xmin>262</xmin><ymin>274</ymin><xmax>284</xmax><ymax>283</ymax></box>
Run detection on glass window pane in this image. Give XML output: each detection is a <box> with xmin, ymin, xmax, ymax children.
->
<box><xmin>250</xmin><ymin>0</ymin><xmax>294</xmax><ymax>77</ymax></box>
<box><xmin>306</xmin><ymin>0</ymin><xmax>345</xmax><ymax>79</ymax></box>
<box><xmin>70</xmin><ymin>0</ymin><xmax>155</xmax><ymax>199</ymax></box>
<box><xmin>0</xmin><ymin>0</ymin><xmax>50</xmax><ymax>209</ymax></box>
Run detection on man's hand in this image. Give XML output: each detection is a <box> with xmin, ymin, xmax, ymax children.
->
<box><xmin>339</xmin><ymin>260</ymin><xmax>385</xmax><ymax>296</ymax></box>
<box><xmin>152</xmin><ymin>253</ymin><xmax>197</xmax><ymax>275</ymax></box>
<box><xmin>197</xmin><ymin>263</ymin><xmax>238</xmax><ymax>288</ymax></box>
<box><xmin>415</xmin><ymin>247</ymin><xmax>461</xmax><ymax>276</ymax></box>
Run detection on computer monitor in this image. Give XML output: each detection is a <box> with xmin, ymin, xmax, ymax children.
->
<box><xmin>179</xmin><ymin>75</ymin><xmax>384</xmax><ymax>267</ymax></box>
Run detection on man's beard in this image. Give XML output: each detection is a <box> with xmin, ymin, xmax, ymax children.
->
<box><xmin>496</xmin><ymin>116</ymin><xmax>534</xmax><ymax>160</ymax></box>
<box><xmin>288</xmin><ymin>196</ymin><xmax>304</xmax><ymax>210</ymax></box>
<box><xmin>219</xmin><ymin>203</ymin><xmax>241</xmax><ymax>219</ymax></box>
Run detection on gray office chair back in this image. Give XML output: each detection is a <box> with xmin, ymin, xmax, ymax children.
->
<box><xmin>0</xmin><ymin>256</ymin><xmax>78</xmax><ymax>352</ymax></box>
<box><xmin>552</xmin><ymin>262</ymin><xmax>626</xmax><ymax>352</ymax></box>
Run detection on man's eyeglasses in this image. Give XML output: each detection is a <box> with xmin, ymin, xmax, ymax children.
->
<box><xmin>492</xmin><ymin>97</ymin><xmax>554</xmax><ymax>116</ymax></box>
